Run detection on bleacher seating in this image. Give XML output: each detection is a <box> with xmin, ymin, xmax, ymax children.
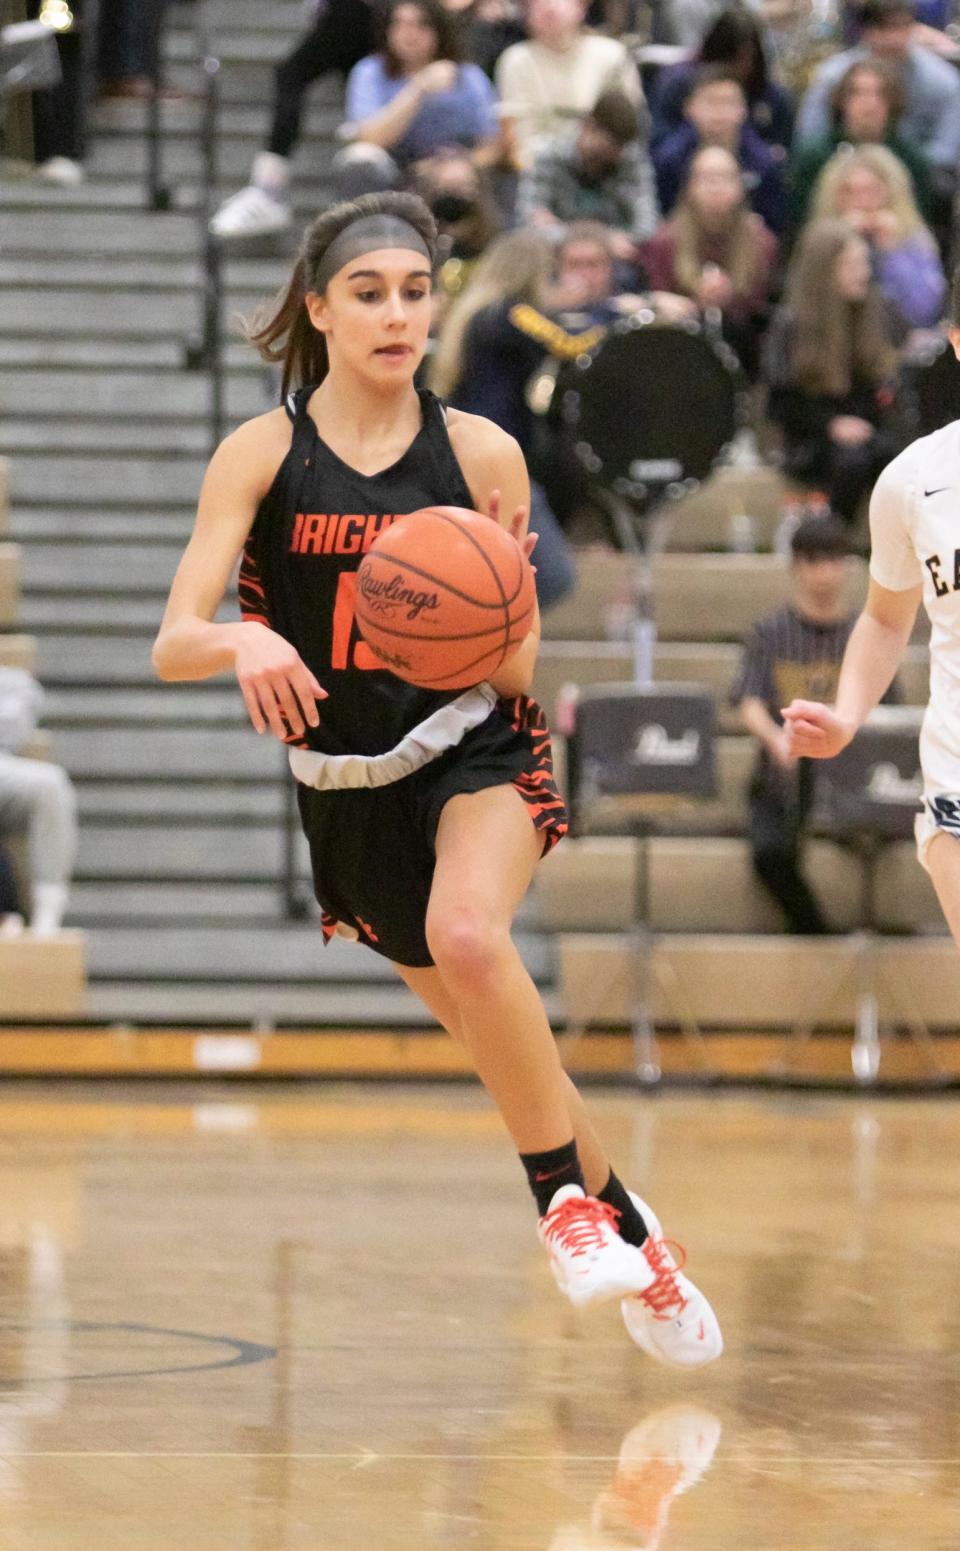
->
<box><xmin>0</xmin><ymin>2</ymin><xmax>950</xmax><ymax>1054</ymax></box>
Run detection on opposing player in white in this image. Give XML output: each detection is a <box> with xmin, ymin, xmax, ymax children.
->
<box><xmin>782</xmin><ymin>296</ymin><xmax>960</xmax><ymax>945</ymax></box>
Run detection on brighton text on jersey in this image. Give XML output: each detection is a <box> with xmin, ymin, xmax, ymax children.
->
<box><xmin>290</xmin><ymin>511</ymin><xmax>404</xmax><ymax>557</ymax></box>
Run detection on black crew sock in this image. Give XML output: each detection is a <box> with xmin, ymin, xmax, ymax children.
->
<box><xmin>520</xmin><ymin>1138</ymin><xmax>585</xmax><ymax>1217</ymax></box>
<box><xmin>598</xmin><ymin>1170</ymin><xmax>649</xmax><ymax>1247</ymax></box>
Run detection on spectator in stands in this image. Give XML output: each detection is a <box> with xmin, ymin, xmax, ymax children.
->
<box><xmin>25</xmin><ymin>0</ymin><xmax>96</xmax><ymax>183</ymax></box>
<box><xmin>651</xmin><ymin>65</ymin><xmax>787</xmax><ymax>232</ymax></box>
<box><xmin>430</xmin><ymin>231</ymin><xmax>580</xmax><ymax>604</ymax></box>
<box><xmin>651</xmin><ymin>6</ymin><xmax>794</xmax><ymax>159</ymax></box>
<box><xmin>461</xmin><ymin>0</ymin><xmax>527</xmax><ymax>78</ymax></box>
<box><xmin>733</xmin><ymin>515</ymin><xmax>862</xmax><ymax>934</ymax></box>
<box><xmin>639</xmin><ymin>144</ymin><xmax>778</xmax><ymax>375</ymax></box>
<box><xmin>794</xmin><ymin>0</ymin><xmax>960</xmax><ymax>189</ymax></box>
<box><xmin>516</xmin><ymin>89</ymin><xmax>660</xmax><ymax>254</ymax></box>
<box><xmin>494</xmin><ymin>0</ymin><xmax>642</xmax><ymax>169</ymax></box>
<box><xmin>765</xmin><ymin>218</ymin><xmax>900</xmax><ymax>524</ymax></box>
<box><xmin>332</xmin><ymin>0</ymin><xmax>499</xmax><ymax>200</ymax></box>
<box><xmin>809</xmin><ymin>144</ymin><xmax>945</xmax><ymax>329</ymax></box>
<box><xmin>414</xmin><ymin>150</ymin><xmax>503</xmax><ymax>314</ymax></box>
<box><xmin>211</xmin><ymin>0</ymin><xmax>378</xmax><ymax>237</ymax></box>
<box><xmin>0</xmin><ymin>844</ymin><xmax>23</xmax><ymax>939</ymax></box>
<box><xmin>0</xmin><ymin>668</ymin><xmax>76</xmax><ymax>938</ymax></box>
<box><xmin>788</xmin><ymin>58</ymin><xmax>931</xmax><ymax>226</ymax></box>
<box><xmin>97</xmin><ymin>0</ymin><xmax>167</xmax><ymax>100</ymax></box>
<box><xmin>553</xmin><ymin>221</ymin><xmax>623</xmax><ymax>319</ymax></box>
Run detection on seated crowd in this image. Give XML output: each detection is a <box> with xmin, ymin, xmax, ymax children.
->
<box><xmin>202</xmin><ymin>0</ymin><xmax>955</xmax><ymax>543</ymax></box>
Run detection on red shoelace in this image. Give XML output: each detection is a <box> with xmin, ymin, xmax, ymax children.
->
<box><xmin>638</xmin><ymin>1237</ymin><xmax>688</xmax><ymax>1317</ymax></box>
<box><xmin>541</xmin><ymin>1196</ymin><xmax>621</xmax><ymax>1256</ymax></box>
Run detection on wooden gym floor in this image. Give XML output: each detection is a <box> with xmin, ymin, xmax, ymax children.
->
<box><xmin>0</xmin><ymin>1082</ymin><xmax>957</xmax><ymax>1550</ymax></box>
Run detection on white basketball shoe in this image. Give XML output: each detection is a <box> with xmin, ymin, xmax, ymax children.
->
<box><xmin>538</xmin><ymin>1185</ymin><xmax>651</xmax><ymax>1308</ymax></box>
<box><xmin>620</xmin><ymin>1194</ymin><xmax>723</xmax><ymax>1367</ymax></box>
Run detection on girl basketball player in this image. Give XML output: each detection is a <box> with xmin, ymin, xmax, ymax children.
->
<box><xmin>153</xmin><ymin>191</ymin><xmax>721</xmax><ymax>1367</ymax></box>
<box><xmin>784</xmin><ymin>272</ymin><xmax>960</xmax><ymax>952</ymax></box>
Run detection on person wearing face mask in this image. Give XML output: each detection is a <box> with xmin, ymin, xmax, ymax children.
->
<box><xmin>413</xmin><ymin>150</ymin><xmax>503</xmax><ymax>314</ymax></box>
<box><xmin>765</xmin><ymin>218</ymin><xmax>902</xmax><ymax>524</ymax></box>
<box><xmin>516</xmin><ymin>90</ymin><xmax>659</xmax><ymax>259</ymax></box>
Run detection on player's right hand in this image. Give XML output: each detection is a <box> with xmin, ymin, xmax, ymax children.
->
<box><xmin>781</xmin><ymin>699</ymin><xmax>855</xmax><ymax>760</ymax></box>
<box><xmin>233</xmin><ymin>622</ymin><xmax>326</xmax><ymax>740</ymax></box>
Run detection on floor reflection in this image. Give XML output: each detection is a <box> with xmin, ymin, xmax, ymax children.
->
<box><xmin>547</xmin><ymin>1404</ymin><xmax>722</xmax><ymax>1550</ymax></box>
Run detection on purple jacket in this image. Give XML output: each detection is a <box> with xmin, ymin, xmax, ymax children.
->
<box><xmin>874</xmin><ymin>236</ymin><xmax>946</xmax><ymax>329</ymax></box>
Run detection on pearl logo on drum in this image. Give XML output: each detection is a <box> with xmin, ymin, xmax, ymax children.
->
<box><xmin>632</xmin><ymin>725</ymin><xmax>702</xmax><ymax>766</ymax></box>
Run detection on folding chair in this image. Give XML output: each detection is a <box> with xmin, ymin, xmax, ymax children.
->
<box><xmin>777</xmin><ymin>706</ymin><xmax>948</xmax><ymax>1084</ymax></box>
<box><xmin>563</xmin><ymin>682</ymin><xmax>717</xmax><ymax>1082</ymax></box>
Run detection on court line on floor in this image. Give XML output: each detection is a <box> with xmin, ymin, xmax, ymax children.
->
<box><xmin>4</xmin><ymin>1451</ymin><xmax>960</xmax><ymax>1464</ymax></box>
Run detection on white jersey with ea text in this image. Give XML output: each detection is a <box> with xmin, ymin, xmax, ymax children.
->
<box><xmin>869</xmin><ymin>418</ymin><xmax>960</xmax><ymax>796</ymax></box>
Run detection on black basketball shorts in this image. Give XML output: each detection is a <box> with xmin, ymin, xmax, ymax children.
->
<box><xmin>296</xmin><ymin>695</ymin><xmax>567</xmax><ymax>967</ymax></box>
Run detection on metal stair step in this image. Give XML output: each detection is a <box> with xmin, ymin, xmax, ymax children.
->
<box><xmin>76</xmin><ymin>781</ymin><xmax>283</xmax><ymax>821</ymax></box>
<box><xmin>11</xmin><ymin>453</ymin><xmax>208</xmax><ymax>506</ymax></box>
<box><xmin>12</xmin><ymin>510</ymin><xmax>195</xmax><ymax>543</ymax></box>
<box><xmin>0</xmin><ymin>369</ymin><xmax>267</xmax><ymax>420</ymax></box>
<box><xmin>45</xmin><ymin>683</ymin><xmax>246</xmax><ymax>725</ymax></box>
<box><xmin>51</xmin><ymin>724</ymin><xmax>286</xmax><ymax>779</ymax></box>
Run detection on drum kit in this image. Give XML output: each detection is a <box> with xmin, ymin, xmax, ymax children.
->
<box><xmin>540</xmin><ymin>309</ymin><xmax>744</xmax><ymax>555</ymax></box>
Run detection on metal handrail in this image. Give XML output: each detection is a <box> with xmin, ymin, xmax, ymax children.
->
<box><xmin>145</xmin><ymin>2</ymin><xmax>225</xmax><ymax>454</ymax></box>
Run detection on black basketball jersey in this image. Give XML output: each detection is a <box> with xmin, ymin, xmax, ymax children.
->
<box><xmin>239</xmin><ymin>386</ymin><xmax>477</xmax><ymax>757</ymax></box>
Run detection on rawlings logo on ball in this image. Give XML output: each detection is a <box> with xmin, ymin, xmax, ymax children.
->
<box><xmin>368</xmin><ymin>643</ymin><xmax>416</xmax><ymax>672</ymax></box>
<box><xmin>358</xmin><ymin>570</ymin><xmax>441</xmax><ymax>622</ymax></box>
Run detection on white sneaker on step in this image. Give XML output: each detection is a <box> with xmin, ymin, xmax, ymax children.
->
<box><xmin>620</xmin><ymin>1194</ymin><xmax>723</xmax><ymax>1367</ymax></box>
<box><xmin>211</xmin><ymin>181</ymin><xmax>290</xmax><ymax>239</ymax></box>
<box><xmin>538</xmin><ymin>1185</ymin><xmax>651</xmax><ymax>1309</ymax></box>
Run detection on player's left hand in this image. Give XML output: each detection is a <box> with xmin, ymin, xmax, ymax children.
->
<box><xmin>486</xmin><ymin>489</ymin><xmax>538</xmax><ymax>570</ymax></box>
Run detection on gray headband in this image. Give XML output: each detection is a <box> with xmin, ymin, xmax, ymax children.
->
<box><xmin>312</xmin><ymin>214</ymin><xmax>433</xmax><ymax>293</ymax></box>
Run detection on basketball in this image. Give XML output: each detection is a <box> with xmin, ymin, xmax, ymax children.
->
<box><xmin>355</xmin><ymin>506</ymin><xmax>536</xmax><ymax>689</ymax></box>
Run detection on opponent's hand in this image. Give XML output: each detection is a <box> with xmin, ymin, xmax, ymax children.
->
<box><xmin>234</xmin><ymin>622</ymin><xmax>327</xmax><ymax>740</ymax></box>
<box><xmin>781</xmin><ymin>699</ymin><xmax>855</xmax><ymax>760</ymax></box>
<box><xmin>767</xmin><ymin>727</ymin><xmax>797</xmax><ymax>771</ymax></box>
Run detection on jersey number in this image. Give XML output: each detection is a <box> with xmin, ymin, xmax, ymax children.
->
<box><xmin>331</xmin><ymin>573</ymin><xmax>379</xmax><ymax>671</ymax></box>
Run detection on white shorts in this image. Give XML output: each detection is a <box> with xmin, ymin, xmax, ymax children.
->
<box><xmin>915</xmin><ymin>794</ymin><xmax>960</xmax><ymax>874</ymax></box>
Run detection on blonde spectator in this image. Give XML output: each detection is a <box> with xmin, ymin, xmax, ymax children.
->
<box><xmin>810</xmin><ymin>143</ymin><xmax>945</xmax><ymax>328</ymax></box>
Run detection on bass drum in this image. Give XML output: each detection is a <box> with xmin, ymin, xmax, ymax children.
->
<box><xmin>552</xmin><ymin>314</ymin><xmax>742</xmax><ymax>508</ymax></box>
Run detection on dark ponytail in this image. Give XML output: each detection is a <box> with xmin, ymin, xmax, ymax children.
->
<box><xmin>246</xmin><ymin>191</ymin><xmax>438</xmax><ymax>400</ymax></box>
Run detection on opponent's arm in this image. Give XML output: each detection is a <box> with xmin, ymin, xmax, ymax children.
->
<box><xmin>152</xmin><ymin>416</ymin><xmax>326</xmax><ymax>740</ymax></box>
<box><xmin>450</xmin><ymin>415</ymin><xmax>541</xmax><ymax>696</ymax></box>
<box><xmin>783</xmin><ymin>452</ymin><xmax>924</xmax><ymax>759</ymax></box>
<box><xmin>782</xmin><ymin>578</ymin><xmax>921</xmax><ymax>758</ymax></box>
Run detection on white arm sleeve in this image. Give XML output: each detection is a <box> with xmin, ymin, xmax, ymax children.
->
<box><xmin>868</xmin><ymin>451</ymin><xmax>923</xmax><ymax>593</ymax></box>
